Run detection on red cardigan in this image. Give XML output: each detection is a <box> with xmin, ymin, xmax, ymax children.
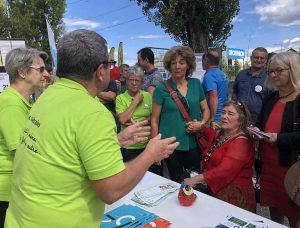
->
<box><xmin>202</xmin><ymin>128</ymin><xmax>254</xmax><ymax>195</ymax></box>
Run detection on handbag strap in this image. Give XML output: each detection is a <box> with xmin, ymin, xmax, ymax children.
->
<box><xmin>164</xmin><ymin>81</ymin><xmax>192</xmax><ymax>123</ymax></box>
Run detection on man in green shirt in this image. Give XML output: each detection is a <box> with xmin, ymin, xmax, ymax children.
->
<box><xmin>0</xmin><ymin>48</ymin><xmax>49</xmax><ymax>227</ymax></box>
<box><xmin>5</xmin><ymin>29</ymin><xmax>179</xmax><ymax>228</ymax></box>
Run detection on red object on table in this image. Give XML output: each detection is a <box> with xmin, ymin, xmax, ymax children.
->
<box><xmin>178</xmin><ymin>184</ymin><xmax>197</xmax><ymax>206</ymax></box>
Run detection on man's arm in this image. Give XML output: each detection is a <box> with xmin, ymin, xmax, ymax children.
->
<box><xmin>99</xmin><ymin>80</ymin><xmax>118</xmax><ymax>102</ymax></box>
<box><xmin>98</xmin><ymin>91</ymin><xmax>116</xmax><ymax>103</ymax></box>
<box><xmin>92</xmin><ymin>134</ymin><xmax>179</xmax><ymax>204</ymax></box>
<box><xmin>207</xmin><ymin>90</ymin><xmax>218</xmax><ymax>121</ymax></box>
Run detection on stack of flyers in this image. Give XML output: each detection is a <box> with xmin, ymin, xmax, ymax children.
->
<box><xmin>131</xmin><ymin>183</ymin><xmax>179</xmax><ymax>207</ymax></box>
<box><xmin>215</xmin><ymin>215</ymin><xmax>269</xmax><ymax>228</ymax></box>
<box><xmin>247</xmin><ymin>126</ymin><xmax>271</xmax><ymax>140</ymax></box>
<box><xmin>101</xmin><ymin>204</ymin><xmax>171</xmax><ymax>228</ymax></box>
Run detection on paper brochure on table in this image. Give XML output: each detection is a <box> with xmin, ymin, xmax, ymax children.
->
<box><xmin>215</xmin><ymin>215</ymin><xmax>270</xmax><ymax>228</ymax></box>
<box><xmin>131</xmin><ymin>183</ymin><xmax>179</xmax><ymax>207</ymax></box>
<box><xmin>101</xmin><ymin>204</ymin><xmax>171</xmax><ymax>227</ymax></box>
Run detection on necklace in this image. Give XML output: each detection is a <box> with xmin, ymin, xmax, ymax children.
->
<box><xmin>279</xmin><ymin>90</ymin><xmax>294</xmax><ymax>99</ymax></box>
<box><xmin>201</xmin><ymin>131</ymin><xmax>243</xmax><ymax>171</ymax></box>
<box><xmin>203</xmin><ymin>135</ymin><xmax>231</xmax><ymax>163</ymax></box>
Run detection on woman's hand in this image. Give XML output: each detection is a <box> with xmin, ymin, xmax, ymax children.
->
<box><xmin>264</xmin><ymin>133</ymin><xmax>277</xmax><ymax>144</ymax></box>
<box><xmin>184</xmin><ymin>174</ymin><xmax>204</xmax><ymax>187</ymax></box>
<box><xmin>133</xmin><ymin>93</ymin><xmax>144</xmax><ymax>105</ymax></box>
<box><xmin>186</xmin><ymin>120</ymin><xmax>204</xmax><ymax>133</ymax></box>
<box><xmin>247</xmin><ymin>125</ymin><xmax>264</xmax><ymax>140</ymax></box>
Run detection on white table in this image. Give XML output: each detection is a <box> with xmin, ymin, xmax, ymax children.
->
<box><xmin>105</xmin><ymin>172</ymin><xmax>287</xmax><ymax>228</ymax></box>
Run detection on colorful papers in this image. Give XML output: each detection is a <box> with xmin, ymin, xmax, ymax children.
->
<box><xmin>101</xmin><ymin>204</ymin><xmax>170</xmax><ymax>228</ymax></box>
<box><xmin>131</xmin><ymin>183</ymin><xmax>179</xmax><ymax>207</ymax></box>
<box><xmin>215</xmin><ymin>215</ymin><xmax>269</xmax><ymax>228</ymax></box>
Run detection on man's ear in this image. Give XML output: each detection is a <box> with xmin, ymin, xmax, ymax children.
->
<box><xmin>18</xmin><ymin>69</ymin><xmax>26</xmax><ymax>79</ymax></box>
<box><xmin>95</xmin><ymin>63</ymin><xmax>106</xmax><ymax>82</ymax></box>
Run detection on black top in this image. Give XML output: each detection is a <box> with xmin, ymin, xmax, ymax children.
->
<box><xmin>256</xmin><ymin>91</ymin><xmax>300</xmax><ymax>167</ymax></box>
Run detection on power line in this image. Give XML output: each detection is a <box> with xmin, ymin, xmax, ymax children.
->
<box><xmin>85</xmin><ymin>4</ymin><xmax>135</xmax><ymax>20</ymax></box>
<box><xmin>101</xmin><ymin>16</ymin><xmax>146</xmax><ymax>30</ymax></box>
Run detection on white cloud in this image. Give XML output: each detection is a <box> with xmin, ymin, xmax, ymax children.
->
<box><xmin>130</xmin><ymin>35</ymin><xmax>168</xmax><ymax>40</ymax></box>
<box><xmin>63</xmin><ymin>18</ymin><xmax>101</xmax><ymax>30</ymax></box>
<box><xmin>282</xmin><ymin>37</ymin><xmax>300</xmax><ymax>48</ymax></box>
<box><xmin>255</xmin><ymin>0</ymin><xmax>300</xmax><ymax>26</ymax></box>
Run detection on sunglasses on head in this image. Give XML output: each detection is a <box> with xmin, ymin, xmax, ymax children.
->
<box><xmin>235</xmin><ymin>101</ymin><xmax>246</xmax><ymax>115</ymax></box>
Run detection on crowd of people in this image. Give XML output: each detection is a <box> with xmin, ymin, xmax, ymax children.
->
<box><xmin>0</xmin><ymin>28</ymin><xmax>299</xmax><ymax>227</ymax></box>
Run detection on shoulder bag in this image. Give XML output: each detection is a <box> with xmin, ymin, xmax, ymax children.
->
<box><xmin>164</xmin><ymin>81</ymin><xmax>209</xmax><ymax>152</ymax></box>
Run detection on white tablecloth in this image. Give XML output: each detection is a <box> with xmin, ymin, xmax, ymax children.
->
<box><xmin>105</xmin><ymin>172</ymin><xmax>287</xmax><ymax>228</ymax></box>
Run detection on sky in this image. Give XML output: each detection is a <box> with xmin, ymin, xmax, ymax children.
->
<box><xmin>64</xmin><ymin>0</ymin><xmax>300</xmax><ymax>65</ymax></box>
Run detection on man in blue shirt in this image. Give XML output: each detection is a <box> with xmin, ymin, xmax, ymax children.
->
<box><xmin>232</xmin><ymin>47</ymin><xmax>269</xmax><ymax>124</ymax></box>
<box><xmin>202</xmin><ymin>51</ymin><xmax>229</xmax><ymax>126</ymax></box>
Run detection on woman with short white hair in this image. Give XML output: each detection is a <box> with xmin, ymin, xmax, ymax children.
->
<box><xmin>0</xmin><ymin>47</ymin><xmax>49</xmax><ymax>226</ymax></box>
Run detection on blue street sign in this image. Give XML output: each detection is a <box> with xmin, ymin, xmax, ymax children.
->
<box><xmin>228</xmin><ymin>48</ymin><xmax>245</xmax><ymax>59</ymax></box>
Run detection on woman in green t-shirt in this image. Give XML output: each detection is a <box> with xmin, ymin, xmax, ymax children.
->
<box><xmin>0</xmin><ymin>47</ymin><xmax>49</xmax><ymax>227</ymax></box>
<box><xmin>116</xmin><ymin>65</ymin><xmax>162</xmax><ymax>175</ymax></box>
<box><xmin>151</xmin><ymin>46</ymin><xmax>210</xmax><ymax>183</ymax></box>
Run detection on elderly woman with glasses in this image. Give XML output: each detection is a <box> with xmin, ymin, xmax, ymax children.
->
<box><xmin>0</xmin><ymin>47</ymin><xmax>49</xmax><ymax>226</ymax></box>
<box><xmin>151</xmin><ymin>46</ymin><xmax>210</xmax><ymax>183</ymax></box>
<box><xmin>116</xmin><ymin>65</ymin><xmax>161</xmax><ymax>174</ymax></box>
<box><xmin>184</xmin><ymin>101</ymin><xmax>256</xmax><ymax>212</ymax></box>
<box><xmin>255</xmin><ymin>51</ymin><xmax>300</xmax><ymax>226</ymax></box>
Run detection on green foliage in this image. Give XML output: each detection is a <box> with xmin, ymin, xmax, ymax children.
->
<box><xmin>0</xmin><ymin>0</ymin><xmax>66</xmax><ymax>59</ymax></box>
<box><xmin>233</xmin><ymin>59</ymin><xmax>241</xmax><ymax>74</ymax></box>
<box><xmin>132</xmin><ymin>0</ymin><xmax>239</xmax><ymax>52</ymax></box>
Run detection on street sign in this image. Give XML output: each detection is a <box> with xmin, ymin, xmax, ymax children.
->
<box><xmin>228</xmin><ymin>48</ymin><xmax>245</xmax><ymax>59</ymax></box>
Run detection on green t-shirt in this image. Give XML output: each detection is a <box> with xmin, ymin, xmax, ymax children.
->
<box><xmin>153</xmin><ymin>78</ymin><xmax>205</xmax><ymax>151</ymax></box>
<box><xmin>116</xmin><ymin>90</ymin><xmax>152</xmax><ymax>149</ymax></box>
<box><xmin>5</xmin><ymin>78</ymin><xmax>125</xmax><ymax>228</ymax></box>
<box><xmin>0</xmin><ymin>87</ymin><xmax>31</xmax><ymax>201</ymax></box>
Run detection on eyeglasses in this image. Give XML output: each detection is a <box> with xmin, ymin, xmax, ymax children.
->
<box><xmin>267</xmin><ymin>68</ymin><xmax>289</xmax><ymax>76</ymax></box>
<box><xmin>127</xmin><ymin>78</ymin><xmax>143</xmax><ymax>83</ymax></box>
<box><xmin>29</xmin><ymin>66</ymin><xmax>45</xmax><ymax>73</ymax></box>
<box><xmin>100</xmin><ymin>61</ymin><xmax>116</xmax><ymax>70</ymax></box>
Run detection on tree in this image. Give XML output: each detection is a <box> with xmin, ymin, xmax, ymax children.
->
<box><xmin>132</xmin><ymin>0</ymin><xmax>239</xmax><ymax>52</ymax></box>
<box><xmin>0</xmin><ymin>0</ymin><xmax>66</xmax><ymax>58</ymax></box>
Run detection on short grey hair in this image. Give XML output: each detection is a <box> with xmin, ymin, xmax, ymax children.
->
<box><xmin>119</xmin><ymin>64</ymin><xmax>129</xmax><ymax>71</ymax></box>
<box><xmin>125</xmin><ymin>65</ymin><xmax>144</xmax><ymax>81</ymax></box>
<box><xmin>5</xmin><ymin>48</ymin><xmax>48</xmax><ymax>84</ymax></box>
<box><xmin>251</xmin><ymin>47</ymin><xmax>268</xmax><ymax>56</ymax></box>
<box><xmin>266</xmin><ymin>51</ymin><xmax>300</xmax><ymax>90</ymax></box>
<box><xmin>56</xmin><ymin>29</ymin><xmax>108</xmax><ymax>81</ymax></box>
